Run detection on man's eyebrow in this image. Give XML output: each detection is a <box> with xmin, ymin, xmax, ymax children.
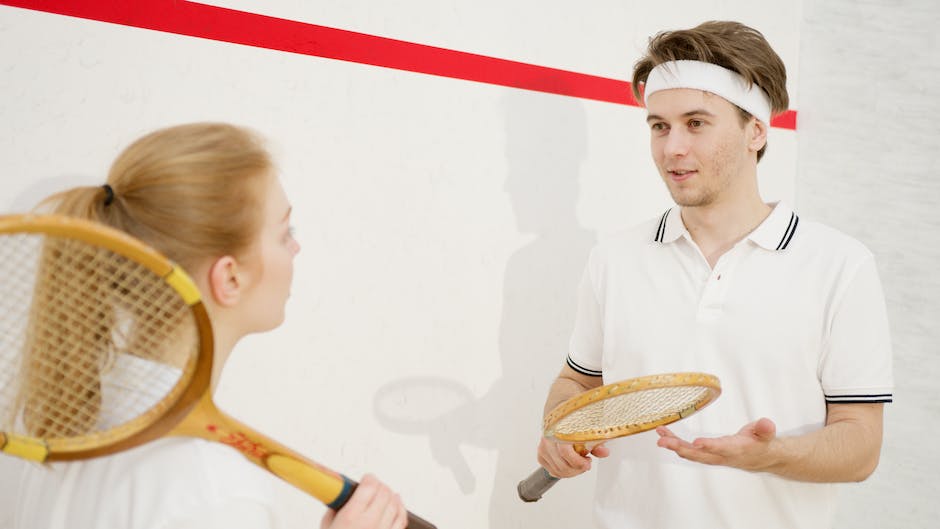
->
<box><xmin>646</xmin><ymin>109</ymin><xmax>717</xmax><ymax>122</ymax></box>
<box><xmin>682</xmin><ymin>108</ymin><xmax>716</xmax><ymax>118</ymax></box>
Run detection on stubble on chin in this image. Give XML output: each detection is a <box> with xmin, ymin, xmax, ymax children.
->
<box><xmin>664</xmin><ymin>179</ymin><xmax>714</xmax><ymax>208</ymax></box>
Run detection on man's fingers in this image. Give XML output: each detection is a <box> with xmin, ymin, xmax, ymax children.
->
<box><xmin>656</xmin><ymin>426</ymin><xmax>677</xmax><ymax>438</ymax></box>
<box><xmin>538</xmin><ymin>438</ymin><xmax>593</xmax><ymax>477</ymax></box>
<box><xmin>674</xmin><ymin>444</ymin><xmax>724</xmax><ymax>465</ymax></box>
<box><xmin>656</xmin><ymin>426</ymin><xmax>685</xmax><ymax>450</ymax></box>
<box><xmin>558</xmin><ymin>444</ymin><xmax>591</xmax><ymax>469</ymax></box>
<box><xmin>753</xmin><ymin>418</ymin><xmax>776</xmax><ymax>440</ymax></box>
<box><xmin>543</xmin><ymin>444</ymin><xmax>586</xmax><ymax>473</ymax></box>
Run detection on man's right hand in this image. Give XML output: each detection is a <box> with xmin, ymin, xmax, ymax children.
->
<box><xmin>536</xmin><ymin>437</ymin><xmax>610</xmax><ymax>478</ymax></box>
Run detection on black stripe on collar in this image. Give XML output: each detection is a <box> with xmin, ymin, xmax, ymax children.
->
<box><xmin>775</xmin><ymin>212</ymin><xmax>799</xmax><ymax>251</ymax></box>
<box><xmin>654</xmin><ymin>209</ymin><xmax>670</xmax><ymax>243</ymax></box>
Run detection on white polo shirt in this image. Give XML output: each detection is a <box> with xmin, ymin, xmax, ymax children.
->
<box><xmin>566</xmin><ymin>202</ymin><xmax>893</xmax><ymax>529</ymax></box>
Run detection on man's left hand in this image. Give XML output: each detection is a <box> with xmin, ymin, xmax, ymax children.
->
<box><xmin>655</xmin><ymin>417</ymin><xmax>779</xmax><ymax>472</ymax></box>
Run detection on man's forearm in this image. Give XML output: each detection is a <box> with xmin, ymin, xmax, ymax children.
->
<box><xmin>762</xmin><ymin>403</ymin><xmax>884</xmax><ymax>482</ymax></box>
<box><xmin>543</xmin><ymin>365</ymin><xmax>603</xmax><ymax>417</ymax></box>
<box><xmin>657</xmin><ymin>403</ymin><xmax>884</xmax><ymax>483</ymax></box>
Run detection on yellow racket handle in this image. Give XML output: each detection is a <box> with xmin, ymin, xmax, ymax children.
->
<box><xmin>172</xmin><ymin>394</ymin><xmax>436</xmax><ymax>528</ymax></box>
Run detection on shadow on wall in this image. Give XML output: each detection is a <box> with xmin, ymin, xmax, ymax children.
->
<box><xmin>374</xmin><ymin>87</ymin><xmax>597</xmax><ymax>528</ymax></box>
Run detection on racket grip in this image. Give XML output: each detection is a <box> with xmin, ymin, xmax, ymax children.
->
<box><xmin>406</xmin><ymin>511</ymin><xmax>438</xmax><ymax>529</ymax></box>
<box><xmin>517</xmin><ymin>467</ymin><xmax>560</xmax><ymax>502</ymax></box>
<box><xmin>341</xmin><ymin>482</ymin><xmax>436</xmax><ymax>529</ymax></box>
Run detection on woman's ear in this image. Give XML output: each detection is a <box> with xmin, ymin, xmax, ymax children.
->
<box><xmin>206</xmin><ymin>256</ymin><xmax>242</xmax><ymax>307</ymax></box>
<box><xmin>748</xmin><ymin>118</ymin><xmax>768</xmax><ymax>154</ymax></box>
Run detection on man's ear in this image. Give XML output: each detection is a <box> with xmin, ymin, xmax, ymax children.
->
<box><xmin>748</xmin><ymin>118</ymin><xmax>768</xmax><ymax>154</ymax></box>
<box><xmin>206</xmin><ymin>256</ymin><xmax>242</xmax><ymax>307</ymax></box>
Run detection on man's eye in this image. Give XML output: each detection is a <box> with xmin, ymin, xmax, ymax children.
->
<box><xmin>689</xmin><ymin>119</ymin><xmax>704</xmax><ymax>128</ymax></box>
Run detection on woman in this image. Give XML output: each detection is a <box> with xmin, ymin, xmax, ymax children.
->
<box><xmin>10</xmin><ymin>123</ymin><xmax>407</xmax><ymax>529</ymax></box>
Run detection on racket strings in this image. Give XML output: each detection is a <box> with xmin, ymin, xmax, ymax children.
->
<box><xmin>0</xmin><ymin>233</ymin><xmax>42</xmax><ymax>433</ymax></box>
<box><xmin>1</xmin><ymin>232</ymin><xmax>195</xmax><ymax>441</ymax></box>
<box><xmin>552</xmin><ymin>386</ymin><xmax>710</xmax><ymax>435</ymax></box>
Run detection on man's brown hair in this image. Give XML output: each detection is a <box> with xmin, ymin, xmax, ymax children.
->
<box><xmin>632</xmin><ymin>21</ymin><xmax>789</xmax><ymax>161</ymax></box>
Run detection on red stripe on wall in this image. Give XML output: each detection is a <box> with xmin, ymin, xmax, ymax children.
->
<box><xmin>1</xmin><ymin>0</ymin><xmax>797</xmax><ymax>129</ymax></box>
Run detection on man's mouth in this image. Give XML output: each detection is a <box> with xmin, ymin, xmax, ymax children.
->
<box><xmin>668</xmin><ymin>169</ymin><xmax>696</xmax><ymax>182</ymax></box>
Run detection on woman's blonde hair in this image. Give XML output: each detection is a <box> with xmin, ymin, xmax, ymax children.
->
<box><xmin>41</xmin><ymin>122</ymin><xmax>273</xmax><ymax>269</ymax></box>
<box><xmin>19</xmin><ymin>123</ymin><xmax>274</xmax><ymax>437</ymax></box>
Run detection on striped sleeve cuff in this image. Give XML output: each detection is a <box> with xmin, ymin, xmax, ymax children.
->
<box><xmin>825</xmin><ymin>393</ymin><xmax>893</xmax><ymax>404</ymax></box>
<box><xmin>566</xmin><ymin>355</ymin><xmax>602</xmax><ymax>377</ymax></box>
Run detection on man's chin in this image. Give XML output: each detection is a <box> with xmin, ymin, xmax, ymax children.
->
<box><xmin>670</xmin><ymin>194</ymin><xmax>712</xmax><ymax>208</ymax></box>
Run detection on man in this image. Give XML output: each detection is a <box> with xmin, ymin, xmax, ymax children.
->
<box><xmin>535</xmin><ymin>21</ymin><xmax>893</xmax><ymax>528</ymax></box>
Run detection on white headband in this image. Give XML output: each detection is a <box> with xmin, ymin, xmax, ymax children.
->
<box><xmin>643</xmin><ymin>60</ymin><xmax>772</xmax><ymax>124</ymax></box>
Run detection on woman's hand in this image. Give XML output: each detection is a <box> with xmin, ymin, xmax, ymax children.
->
<box><xmin>319</xmin><ymin>474</ymin><xmax>407</xmax><ymax>529</ymax></box>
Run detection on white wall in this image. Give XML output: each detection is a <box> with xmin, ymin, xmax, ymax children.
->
<box><xmin>0</xmin><ymin>2</ymin><xmax>873</xmax><ymax>529</ymax></box>
<box><xmin>797</xmin><ymin>1</ymin><xmax>940</xmax><ymax>527</ymax></box>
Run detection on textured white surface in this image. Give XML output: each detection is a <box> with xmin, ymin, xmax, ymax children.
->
<box><xmin>797</xmin><ymin>1</ymin><xmax>940</xmax><ymax>527</ymax></box>
<box><xmin>0</xmin><ymin>5</ymin><xmax>799</xmax><ymax>529</ymax></box>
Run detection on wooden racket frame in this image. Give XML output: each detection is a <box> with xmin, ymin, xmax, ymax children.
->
<box><xmin>543</xmin><ymin>371</ymin><xmax>722</xmax><ymax>444</ymax></box>
<box><xmin>518</xmin><ymin>372</ymin><xmax>721</xmax><ymax>503</ymax></box>
<box><xmin>0</xmin><ymin>214</ymin><xmax>214</xmax><ymax>462</ymax></box>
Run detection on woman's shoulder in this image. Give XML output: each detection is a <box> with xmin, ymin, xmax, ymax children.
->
<box><xmin>123</xmin><ymin>437</ymin><xmax>277</xmax><ymax>503</ymax></box>
<box><xmin>13</xmin><ymin>437</ymin><xmax>276</xmax><ymax>529</ymax></box>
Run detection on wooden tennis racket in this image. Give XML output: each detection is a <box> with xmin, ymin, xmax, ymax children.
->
<box><xmin>518</xmin><ymin>372</ymin><xmax>721</xmax><ymax>502</ymax></box>
<box><xmin>0</xmin><ymin>214</ymin><xmax>435</xmax><ymax>529</ymax></box>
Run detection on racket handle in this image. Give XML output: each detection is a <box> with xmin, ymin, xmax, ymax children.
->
<box><xmin>406</xmin><ymin>511</ymin><xmax>438</xmax><ymax>529</ymax></box>
<box><xmin>517</xmin><ymin>467</ymin><xmax>560</xmax><ymax>502</ymax></box>
<box><xmin>340</xmin><ymin>482</ymin><xmax>437</xmax><ymax>529</ymax></box>
<box><xmin>176</xmin><ymin>396</ymin><xmax>437</xmax><ymax>528</ymax></box>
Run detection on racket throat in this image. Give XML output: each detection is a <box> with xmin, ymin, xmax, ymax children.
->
<box><xmin>168</xmin><ymin>393</ymin><xmax>269</xmax><ymax>462</ymax></box>
<box><xmin>678</xmin><ymin>403</ymin><xmax>699</xmax><ymax>418</ymax></box>
<box><xmin>168</xmin><ymin>393</ymin><xmax>354</xmax><ymax>507</ymax></box>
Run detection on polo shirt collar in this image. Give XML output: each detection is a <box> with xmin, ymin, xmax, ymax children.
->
<box><xmin>747</xmin><ymin>201</ymin><xmax>800</xmax><ymax>251</ymax></box>
<box><xmin>653</xmin><ymin>206</ymin><xmax>684</xmax><ymax>243</ymax></box>
<box><xmin>653</xmin><ymin>202</ymin><xmax>800</xmax><ymax>251</ymax></box>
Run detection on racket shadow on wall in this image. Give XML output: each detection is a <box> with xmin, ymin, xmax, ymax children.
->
<box><xmin>373</xmin><ymin>377</ymin><xmax>478</xmax><ymax>493</ymax></box>
<box><xmin>0</xmin><ymin>214</ymin><xmax>436</xmax><ymax>529</ymax></box>
<box><xmin>517</xmin><ymin>372</ymin><xmax>721</xmax><ymax>502</ymax></box>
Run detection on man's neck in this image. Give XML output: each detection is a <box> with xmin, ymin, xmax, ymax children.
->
<box><xmin>680</xmin><ymin>195</ymin><xmax>772</xmax><ymax>268</ymax></box>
